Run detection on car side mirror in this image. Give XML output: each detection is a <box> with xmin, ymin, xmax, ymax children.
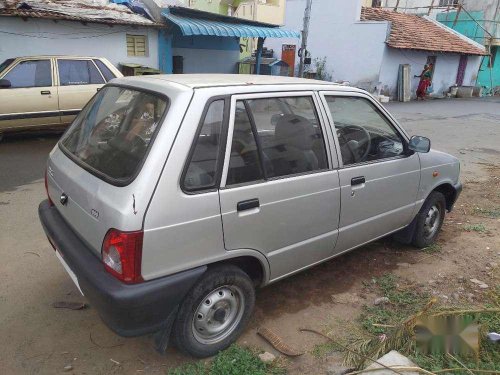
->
<box><xmin>0</xmin><ymin>79</ymin><xmax>11</xmax><ymax>88</ymax></box>
<box><xmin>408</xmin><ymin>135</ymin><xmax>431</xmax><ymax>153</ymax></box>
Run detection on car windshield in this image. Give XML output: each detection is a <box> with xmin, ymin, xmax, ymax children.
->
<box><xmin>0</xmin><ymin>58</ymin><xmax>14</xmax><ymax>74</ymax></box>
<box><xmin>60</xmin><ymin>86</ymin><xmax>168</xmax><ymax>183</ymax></box>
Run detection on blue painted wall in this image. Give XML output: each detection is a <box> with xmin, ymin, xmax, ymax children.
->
<box><xmin>158</xmin><ymin>30</ymin><xmax>240</xmax><ymax>73</ymax></box>
<box><xmin>437</xmin><ymin>11</ymin><xmax>499</xmax><ymax>92</ymax></box>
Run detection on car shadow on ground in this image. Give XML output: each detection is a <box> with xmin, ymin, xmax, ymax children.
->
<box><xmin>0</xmin><ymin>132</ymin><xmax>62</xmax><ymax>193</ymax></box>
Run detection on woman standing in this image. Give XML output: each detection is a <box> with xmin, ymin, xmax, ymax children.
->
<box><xmin>415</xmin><ymin>64</ymin><xmax>433</xmax><ymax>100</ymax></box>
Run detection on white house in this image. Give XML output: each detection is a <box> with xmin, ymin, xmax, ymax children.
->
<box><xmin>266</xmin><ymin>0</ymin><xmax>486</xmax><ymax>99</ymax></box>
<box><xmin>0</xmin><ymin>0</ymin><xmax>162</xmax><ymax>70</ymax></box>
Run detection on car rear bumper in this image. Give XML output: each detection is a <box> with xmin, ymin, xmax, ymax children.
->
<box><xmin>38</xmin><ymin>200</ymin><xmax>206</xmax><ymax>337</ymax></box>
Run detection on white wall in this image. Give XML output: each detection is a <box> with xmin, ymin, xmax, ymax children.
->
<box><xmin>266</xmin><ymin>0</ymin><xmax>390</xmax><ymax>91</ymax></box>
<box><xmin>379</xmin><ymin>48</ymin><xmax>482</xmax><ymax>98</ymax></box>
<box><xmin>171</xmin><ymin>48</ymin><xmax>240</xmax><ymax>73</ymax></box>
<box><xmin>0</xmin><ymin>17</ymin><xmax>159</xmax><ymax>70</ymax></box>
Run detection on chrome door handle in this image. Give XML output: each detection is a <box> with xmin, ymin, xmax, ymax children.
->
<box><xmin>351</xmin><ymin>176</ymin><xmax>366</xmax><ymax>186</ymax></box>
<box><xmin>40</xmin><ymin>90</ymin><xmax>51</xmax><ymax>95</ymax></box>
<box><xmin>237</xmin><ymin>198</ymin><xmax>260</xmax><ymax>212</ymax></box>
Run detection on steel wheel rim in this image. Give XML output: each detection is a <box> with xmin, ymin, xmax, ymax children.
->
<box><xmin>423</xmin><ymin>204</ymin><xmax>441</xmax><ymax>239</ymax></box>
<box><xmin>192</xmin><ymin>285</ymin><xmax>245</xmax><ymax>345</ymax></box>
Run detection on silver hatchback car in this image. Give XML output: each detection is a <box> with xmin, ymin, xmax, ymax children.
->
<box><xmin>39</xmin><ymin>75</ymin><xmax>461</xmax><ymax>357</ymax></box>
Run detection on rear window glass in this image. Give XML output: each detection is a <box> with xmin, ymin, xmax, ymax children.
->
<box><xmin>60</xmin><ymin>86</ymin><xmax>168</xmax><ymax>183</ymax></box>
<box><xmin>0</xmin><ymin>58</ymin><xmax>14</xmax><ymax>74</ymax></box>
<box><xmin>93</xmin><ymin>59</ymin><xmax>117</xmax><ymax>82</ymax></box>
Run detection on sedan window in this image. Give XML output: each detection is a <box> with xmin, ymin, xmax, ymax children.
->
<box><xmin>93</xmin><ymin>59</ymin><xmax>117</xmax><ymax>82</ymax></box>
<box><xmin>3</xmin><ymin>60</ymin><xmax>52</xmax><ymax>88</ymax></box>
<box><xmin>0</xmin><ymin>58</ymin><xmax>14</xmax><ymax>74</ymax></box>
<box><xmin>58</xmin><ymin>59</ymin><xmax>105</xmax><ymax>86</ymax></box>
<box><xmin>325</xmin><ymin>96</ymin><xmax>404</xmax><ymax>166</ymax></box>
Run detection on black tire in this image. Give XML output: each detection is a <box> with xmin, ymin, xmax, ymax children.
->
<box><xmin>412</xmin><ymin>191</ymin><xmax>446</xmax><ymax>248</ymax></box>
<box><xmin>172</xmin><ymin>265</ymin><xmax>255</xmax><ymax>358</ymax></box>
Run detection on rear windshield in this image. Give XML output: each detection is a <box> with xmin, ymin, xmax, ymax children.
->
<box><xmin>60</xmin><ymin>86</ymin><xmax>168</xmax><ymax>184</ymax></box>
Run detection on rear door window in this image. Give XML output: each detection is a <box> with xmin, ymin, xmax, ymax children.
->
<box><xmin>3</xmin><ymin>59</ymin><xmax>52</xmax><ymax>88</ymax></box>
<box><xmin>93</xmin><ymin>59</ymin><xmax>117</xmax><ymax>82</ymax></box>
<box><xmin>183</xmin><ymin>100</ymin><xmax>225</xmax><ymax>191</ymax></box>
<box><xmin>60</xmin><ymin>86</ymin><xmax>168</xmax><ymax>184</ymax></box>
<box><xmin>0</xmin><ymin>58</ymin><xmax>14</xmax><ymax>74</ymax></box>
<box><xmin>58</xmin><ymin>59</ymin><xmax>105</xmax><ymax>85</ymax></box>
<box><xmin>226</xmin><ymin>96</ymin><xmax>328</xmax><ymax>185</ymax></box>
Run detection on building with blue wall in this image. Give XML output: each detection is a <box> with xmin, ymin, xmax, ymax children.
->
<box><xmin>437</xmin><ymin>9</ymin><xmax>500</xmax><ymax>94</ymax></box>
<box><xmin>157</xmin><ymin>6</ymin><xmax>299</xmax><ymax>75</ymax></box>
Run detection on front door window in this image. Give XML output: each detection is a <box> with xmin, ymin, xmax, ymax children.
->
<box><xmin>325</xmin><ymin>96</ymin><xmax>404</xmax><ymax>165</ymax></box>
<box><xmin>3</xmin><ymin>60</ymin><xmax>52</xmax><ymax>88</ymax></box>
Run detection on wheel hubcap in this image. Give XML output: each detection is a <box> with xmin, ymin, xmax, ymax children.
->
<box><xmin>423</xmin><ymin>204</ymin><xmax>441</xmax><ymax>239</ymax></box>
<box><xmin>192</xmin><ymin>286</ymin><xmax>244</xmax><ymax>344</ymax></box>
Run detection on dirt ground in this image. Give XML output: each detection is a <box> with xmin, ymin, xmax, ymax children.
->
<box><xmin>0</xmin><ymin>97</ymin><xmax>498</xmax><ymax>374</ymax></box>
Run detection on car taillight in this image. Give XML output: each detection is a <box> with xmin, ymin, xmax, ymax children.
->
<box><xmin>102</xmin><ymin>229</ymin><xmax>144</xmax><ymax>284</ymax></box>
<box><xmin>45</xmin><ymin>169</ymin><xmax>54</xmax><ymax>206</ymax></box>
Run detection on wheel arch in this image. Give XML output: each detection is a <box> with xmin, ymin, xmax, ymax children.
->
<box><xmin>432</xmin><ymin>182</ymin><xmax>458</xmax><ymax>212</ymax></box>
<box><xmin>207</xmin><ymin>254</ymin><xmax>270</xmax><ymax>288</ymax></box>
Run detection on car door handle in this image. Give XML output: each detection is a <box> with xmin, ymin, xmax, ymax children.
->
<box><xmin>237</xmin><ymin>198</ymin><xmax>260</xmax><ymax>212</ymax></box>
<box><xmin>351</xmin><ymin>176</ymin><xmax>366</xmax><ymax>186</ymax></box>
<box><xmin>40</xmin><ymin>90</ymin><xmax>51</xmax><ymax>95</ymax></box>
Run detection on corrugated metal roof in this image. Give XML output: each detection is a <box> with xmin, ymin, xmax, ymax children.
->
<box><xmin>0</xmin><ymin>0</ymin><xmax>161</xmax><ymax>26</ymax></box>
<box><xmin>163</xmin><ymin>11</ymin><xmax>299</xmax><ymax>39</ymax></box>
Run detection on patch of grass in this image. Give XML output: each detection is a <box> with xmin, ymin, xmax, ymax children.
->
<box><xmin>412</xmin><ymin>286</ymin><xmax>500</xmax><ymax>372</ymax></box>
<box><xmin>464</xmin><ymin>223</ymin><xmax>487</xmax><ymax>232</ymax></box>
<box><xmin>359</xmin><ymin>274</ymin><xmax>429</xmax><ymax>336</ymax></box>
<box><xmin>423</xmin><ymin>243</ymin><xmax>441</xmax><ymax>254</ymax></box>
<box><xmin>311</xmin><ymin>340</ymin><xmax>342</xmax><ymax>359</ymax></box>
<box><xmin>168</xmin><ymin>362</ymin><xmax>206</xmax><ymax>375</ymax></box>
<box><xmin>167</xmin><ymin>345</ymin><xmax>285</xmax><ymax>375</ymax></box>
<box><xmin>473</xmin><ymin>206</ymin><xmax>500</xmax><ymax>218</ymax></box>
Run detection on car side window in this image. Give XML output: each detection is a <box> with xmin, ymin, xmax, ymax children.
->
<box><xmin>3</xmin><ymin>60</ymin><xmax>52</xmax><ymax>88</ymax></box>
<box><xmin>226</xmin><ymin>101</ymin><xmax>264</xmax><ymax>185</ymax></box>
<box><xmin>325</xmin><ymin>96</ymin><xmax>405</xmax><ymax>166</ymax></box>
<box><xmin>93</xmin><ymin>59</ymin><xmax>116</xmax><ymax>82</ymax></box>
<box><xmin>226</xmin><ymin>96</ymin><xmax>328</xmax><ymax>186</ymax></box>
<box><xmin>58</xmin><ymin>59</ymin><xmax>105</xmax><ymax>86</ymax></box>
<box><xmin>183</xmin><ymin>100</ymin><xmax>225</xmax><ymax>191</ymax></box>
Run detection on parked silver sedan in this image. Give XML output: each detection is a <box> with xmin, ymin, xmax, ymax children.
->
<box><xmin>39</xmin><ymin>74</ymin><xmax>461</xmax><ymax>357</ymax></box>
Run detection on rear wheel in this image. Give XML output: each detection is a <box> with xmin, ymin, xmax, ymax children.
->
<box><xmin>412</xmin><ymin>191</ymin><xmax>446</xmax><ymax>248</ymax></box>
<box><xmin>172</xmin><ymin>265</ymin><xmax>255</xmax><ymax>358</ymax></box>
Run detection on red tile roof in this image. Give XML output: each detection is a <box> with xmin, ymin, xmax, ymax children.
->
<box><xmin>361</xmin><ymin>7</ymin><xmax>486</xmax><ymax>55</ymax></box>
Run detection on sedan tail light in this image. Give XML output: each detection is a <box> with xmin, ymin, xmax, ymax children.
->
<box><xmin>102</xmin><ymin>229</ymin><xmax>144</xmax><ymax>284</ymax></box>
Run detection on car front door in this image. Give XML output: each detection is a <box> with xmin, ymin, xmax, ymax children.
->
<box><xmin>320</xmin><ymin>92</ymin><xmax>421</xmax><ymax>253</ymax></box>
<box><xmin>55</xmin><ymin>58</ymin><xmax>106</xmax><ymax>125</ymax></box>
<box><xmin>218</xmin><ymin>92</ymin><xmax>341</xmax><ymax>281</ymax></box>
<box><xmin>0</xmin><ymin>58</ymin><xmax>59</xmax><ymax>131</ymax></box>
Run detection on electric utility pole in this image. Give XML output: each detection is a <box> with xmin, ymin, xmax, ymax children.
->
<box><xmin>298</xmin><ymin>0</ymin><xmax>312</xmax><ymax>78</ymax></box>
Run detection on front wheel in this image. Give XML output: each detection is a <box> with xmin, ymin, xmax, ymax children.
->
<box><xmin>172</xmin><ymin>265</ymin><xmax>255</xmax><ymax>358</ymax></box>
<box><xmin>412</xmin><ymin>191</ymin><xmax>446</xmax><ymax>248</ymax></box>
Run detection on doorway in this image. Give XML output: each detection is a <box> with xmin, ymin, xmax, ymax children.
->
<box><xmin>456</xmin><ymin>55</ymin><xmax>468</xmax><ymax>86</ymax></box>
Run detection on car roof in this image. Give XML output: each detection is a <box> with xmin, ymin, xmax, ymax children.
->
<box><xmin>12</xmin><ymin>55</ymin><xmax>106</xmax><ymax>60</ymax></box>
<box><xmin>113</xmin><ymin>74</ymin><xmax>341</xmax><ymax>89</ymax></box>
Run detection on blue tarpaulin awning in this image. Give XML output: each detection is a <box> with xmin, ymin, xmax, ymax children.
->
<box><xmin>162</xmin><ymin>8</ymin><xmax>300</xmax><ymax>39</ymax></box>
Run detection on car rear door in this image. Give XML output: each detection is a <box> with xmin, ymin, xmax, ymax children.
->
<box><xmin>320</xmin><ymin>91</ymin><xmax>420</xmax><ymax>253</ymax></box>
<box><xmin>0</xmin><ymin>58</ymin><xmax>60</xmax><ymax>131</ymax></box>
<box><xmin>218</xmin><ymin>92</ymin><xmax>341</xmax><ymax>281</ymax></box>
<box><xmin>55</xmin><ymin>58</ymin><xmax>106</xmax><ymax>125</ymax></box>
